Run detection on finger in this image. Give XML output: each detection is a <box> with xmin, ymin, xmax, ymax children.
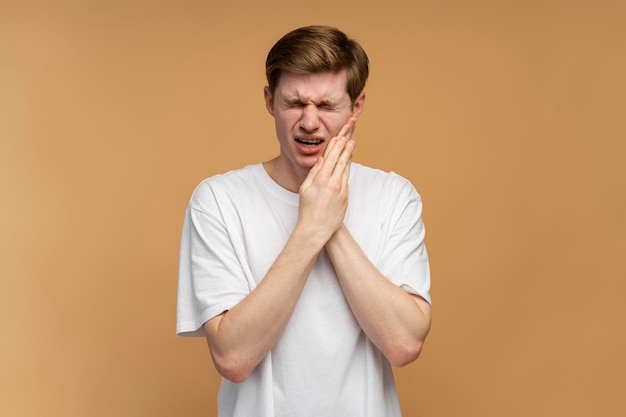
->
<box><xmin>322</xmin><ymin>135</ymin><xmax>340</xmax><ymax>159</ymax></box>
<box><xmin>323</xmin><ymin>117</ymin><xmax>357</xmax><ymax>159</ymax></box>
<box><xmin>341</xmin><ymin>152</ymin><xmax>352</xmax><ymax>188</ymax></box>
<box><xmin>332</xmin><ymin>139</ymin><xmax>355</xmax><ymax>178</ymax></box>
<box><xmin>336</xmin><ymin>116</ymin><xmax>357</xmax><ymax>140</ymax></box>
<box><xmin>344</xmin><ymin>117</ymin><xmax>357</xmax><ymax>141</ymax></box>
<box><xmin>320</xmin><ymin>137</ymin><xmax>347</xmax><ymax>177</ymax></box>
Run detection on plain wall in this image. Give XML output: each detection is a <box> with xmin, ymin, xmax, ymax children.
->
<box><xmin>2</xmin><ymin>0</ymin><xmax>625</xmax><ymax>416</ymax></box>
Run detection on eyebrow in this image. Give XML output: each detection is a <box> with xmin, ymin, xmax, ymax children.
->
<box><xmin>284</xmin><ymin>96</ymin><xmax>337</xmax><ymax>107</ymax></box>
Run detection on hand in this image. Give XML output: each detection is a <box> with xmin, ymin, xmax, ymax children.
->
<box><xmin>297</xmin><ymin>117</ymin><xmax>357</xmax><ymax>244</ymax></box>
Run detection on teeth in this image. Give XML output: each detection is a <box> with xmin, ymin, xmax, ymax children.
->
<box><xmin>297</xmin><ymin>138</ymin><xmax>322</xmax><ymax>145</ymax></box>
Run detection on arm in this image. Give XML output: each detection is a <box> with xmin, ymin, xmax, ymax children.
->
<box><xmin>203</xmin><ymin>224</ymin><xmax>322</xmax><ymax>383</ymax></box>
<box><xmin>203</xmin><ymin>125</ymin><xmax>356</xmax><ymax>383</ymax></box>
<box><xmin>325</xmin><ymin>226</ymin><xmax>432</xmax><ymax>367</ymax></box>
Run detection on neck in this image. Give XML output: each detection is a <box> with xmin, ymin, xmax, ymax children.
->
<box><xmin>262</xmin><ymin>157</ymin><xmax>308</xmax><ymax>193</ymax></box>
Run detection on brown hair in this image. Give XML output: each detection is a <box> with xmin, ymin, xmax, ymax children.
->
<box><xmin>265</xmin><ymin>25</ymin><xmax>369</xmax><ymax>104</ymax></box>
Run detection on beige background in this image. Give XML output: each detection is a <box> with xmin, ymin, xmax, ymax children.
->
<box><xmin>2</xmin><ymin>0</ymin><xmax>625</xmax><ymax>416</ymax></box>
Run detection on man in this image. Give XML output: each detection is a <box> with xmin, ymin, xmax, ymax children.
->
<box><xmin>177</xmin><ymin>25</ymin><xmax>432</xmax><ymax>417</ymax></box>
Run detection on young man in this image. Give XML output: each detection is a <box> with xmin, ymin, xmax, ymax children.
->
<box><xmin>177</xmin><ymin>25</ymin><xmax>432</xmax><ymax>417</ymax></box>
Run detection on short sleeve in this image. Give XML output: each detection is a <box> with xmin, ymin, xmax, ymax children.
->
<box><xmin>176</xmin><ymin>183</ymin><xmax>251</xmax><ymax>337</ymax></box>
<box><xmin>377</xmin><ymin>178</ymin><xmax>431</xmax><ymax>305</ymax></box>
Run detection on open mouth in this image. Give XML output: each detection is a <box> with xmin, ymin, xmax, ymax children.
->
<box><xmin>295</xmin><ymin>138</ymin><xmax>323</xmax><ymax>146</ymax></box>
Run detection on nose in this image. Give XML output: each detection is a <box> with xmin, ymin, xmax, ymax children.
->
<box><xmin>299</xmin><ymin>104</ymin><xmax>320</xmax><ymax>132</ymax></box>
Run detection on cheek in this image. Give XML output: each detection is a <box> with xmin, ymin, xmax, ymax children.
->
<box><xmin>276</xmin><ymin>112</ymin><xmax>299</xmax><ymax>130</ymax></box>
<box><xmin>322</xmin><ymin>114</ymin><xmax>349</xmax><ymax>134</ymax></box>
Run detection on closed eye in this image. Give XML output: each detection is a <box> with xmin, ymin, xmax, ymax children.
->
<box><xmin>283</xmin><ymin>101</ymin><xmax>305</xmax><ymax>109</ymax></box>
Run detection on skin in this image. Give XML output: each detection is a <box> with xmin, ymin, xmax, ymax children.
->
<box><xmin>263</xmin><ymin>70</ymin><xmax>363</xmax><ymax>193</ymax></box>
<box><xmin>202</xmin><ymin>70</ymin><xmax>432</xmax><ymax>383</ymax></box>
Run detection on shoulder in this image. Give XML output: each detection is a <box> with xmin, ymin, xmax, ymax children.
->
<box><xmin>188</xmin><ymin>164</ymin><xmax>260</xmax><ymax>214</ymax></box>
<box><xmin>350</xmin><ymin>163</ymin><xmax>421</xmax><ymax>202</ymax></box>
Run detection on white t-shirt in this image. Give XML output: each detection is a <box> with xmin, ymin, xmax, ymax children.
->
<box><xmin>177</xmin><ymin>162</ymin><xmax>431</xmax><ymax>417</ymax></box>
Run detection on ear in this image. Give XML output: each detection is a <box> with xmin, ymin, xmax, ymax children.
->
<box><xmin>264</xmin><ymin>86</ymin><xmax>275</xmax><ymax>116</ymax></box>
<box><xmin>351</xmin><ymin>91</ymin><xmax>366</xmax><ymax>118</ymax></box>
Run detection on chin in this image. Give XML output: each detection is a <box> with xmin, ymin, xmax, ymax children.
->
<box><xmin>300</xmin><ymin>156</ymin><xmax>321</xmax><ymax>170</ymax></box>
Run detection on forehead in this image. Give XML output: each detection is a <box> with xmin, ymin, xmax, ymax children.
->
<box><xmin>275</xmin><ymin>70</ymin><xmax>349</xmax><ymax>103</ymax></box>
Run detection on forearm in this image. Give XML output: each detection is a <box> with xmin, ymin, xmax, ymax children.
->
<box><xmin>326</xmin><ymin>225</ymin><xmax>432</xmax><ymax>367</ymax></box>
<box><xmin>204</xmin><ymin>224</ymin><xmax>325</xmax><ymax>382</ymax></box>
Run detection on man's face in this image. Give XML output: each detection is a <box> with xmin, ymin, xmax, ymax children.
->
<box><xmin>264</xmin><ymin>69</ymin><xmax>364</xmax><ymax>178</ymax></box>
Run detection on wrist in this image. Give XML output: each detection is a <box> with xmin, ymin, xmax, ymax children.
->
<box><xmin>325</xmin><ymin>224</ymin><xmax>349</xmax><ymax>249</ymax></box>
<box><xmin>292</xmin><ymin>220</ymin><xmax>334</xmax><ymax>252</ymax></box>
